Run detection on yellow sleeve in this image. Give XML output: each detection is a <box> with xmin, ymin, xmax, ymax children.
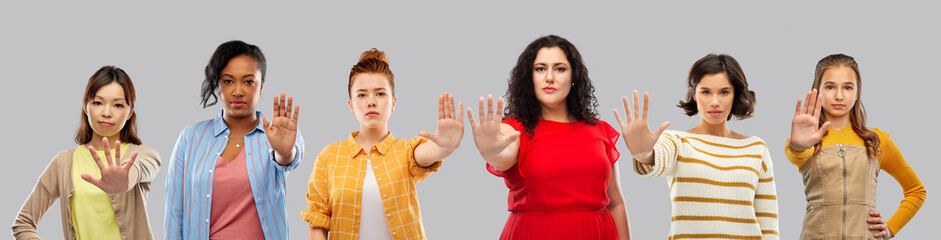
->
<box><xmin>873</xmin><ymin>129</ymin><xmax>926</xmax><ymax>235</ymax></box>
<box><xmin>300</xmin><ymin>147</ymin><xmax>332</xmax><ymax>230</ymax></box>
<box><xmin>407</xmin><ymin>137</ymin><xmax>441</xmax><ymax>182</ymax></box>
<box><xmin>783</xmin><ymin>138</ymin><xmax>816</xmax><ymax>169</ymax></box>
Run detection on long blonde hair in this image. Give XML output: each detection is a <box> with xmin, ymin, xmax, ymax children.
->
<box><xmin>812</xmin><ymin>54</ymin><xmax>880</xmax><ymax>158</ymax></box>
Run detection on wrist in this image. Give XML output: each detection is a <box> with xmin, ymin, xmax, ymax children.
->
<box><xmin>787</xmin><ymin>141</ymin><xmax>811</xmax><ymax>152</ymax></box>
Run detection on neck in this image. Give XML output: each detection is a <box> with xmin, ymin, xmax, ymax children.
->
<box><xmin>355</xmin><ymin>124</ymin><xmax>389</xmax><ymax>150</ymax></box>
<box><xmin>691</xmin><ymin>117</ymin><xmax>733</xmax><ymax>138</ymax></box>
<box><xmin>540</xmin><ymin>102</ymin><xmax>571</xmax><ymax>122</ymax></box>
<box><xmin>825</xmin><ymin>113</ymin><xmax>852</xmax><ymax>131</ymax></box>
<box><xmin>87</xmin><ymin>133</ymin><xmax>120</xmax><ymax>150</ymax></box>
<box><xmin>223</xmin><ymin>110</ymin><xmax>259</xmax><ymax>136</ymax></box>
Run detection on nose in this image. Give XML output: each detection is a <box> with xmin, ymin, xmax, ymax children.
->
<box><xmin>709</xmin><ymin>95</ymin><xmax>720</xmax><ymax>108</ymax></box>
<box><xmin>232</xmin><ymin>84</ymin><xmax>245</xmax><ymax>98</ymax></box>
<box><xmin>102</xmin><ymin>105</ymin><xmax>113</xmax><ymax>119</ymax></box>
<box><xmin>366</xmin><ymin>95</ymin><xmax>377</xmax><ymax>108</ymax></box>
<box><xmin>545</xmin><ymin>70</ymin><xmax>555</xmax><ymax>83</ymax></box>
<box><xmin>835</xmin><ymin>88</ymin><xmax>844</xmax><ymax>101</ymax></box>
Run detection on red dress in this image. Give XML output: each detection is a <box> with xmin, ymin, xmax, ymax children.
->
<box><xmin>487</xmin><ymin>118</ymin><xmax>621</xmax><ymax>240</ymax></box>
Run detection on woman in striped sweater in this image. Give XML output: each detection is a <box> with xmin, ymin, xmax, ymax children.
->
<box><xmin>786</xmin><ymin>54</ymin><xmax>926</xmax><ymax>239</ymax></box>
<box><xmin>615</xmin><ymin>54</ymin><xmax>779</xmax><ymax>239</ymax></box>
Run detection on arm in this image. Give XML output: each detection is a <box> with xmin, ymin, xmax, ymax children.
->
<box><xmin>874</xmin><ymin>131</ymin><xmax>926</xmax><ymax>236</ymax></box>
<box><xmin>755</xmin><ymin>147</ymin><xmax>780</xmax><ymax>240</ymax></box>
<box><xmin>308</xmin><ymin>227</ymin><xmax>327</xmax><ymax>240</ymax></box>
<box><xmin>467</xmin><ymin>95</ymin><xmax>522</xmax><ymax>171</ymax></box>
<box><xmin>300</xmin><ymin>150</ymin><xmax>332</xmax><ymax>236</ymax></box>
<box><xmin>606</xmin><ymin>163</ymin><xmax>631</xmax><ymax>240</ymax></box>
<box><xmin>12</xmin><ymin>153</ymin><xmax>63</xmax><ymax>240</ymax></box>
<box><xmin>415</xmin><ymin>92</ymin><xmax>464</xmax><ymax>167</ymax></box>
<box><xmin>164</xmin><ymin>130</ymin><xmax>187</xmax><ymax>240</ymax></box>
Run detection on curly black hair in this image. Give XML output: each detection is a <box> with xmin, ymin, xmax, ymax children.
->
<box><xmin>200</xmin><ymin>40</ymin><xmax>267</xmax><ymax>108</ymax></box>
<box><xmin>677</xmin><ymin>54</ymin><xmax>756</xmax><ymax>120</ymax></box>
<box><xmin>504</xmin><ymin>35</ymin><xmax>599</xmax><ymax>137</ymax></box>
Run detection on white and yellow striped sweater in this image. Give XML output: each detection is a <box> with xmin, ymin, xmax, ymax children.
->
<box><xmin>634</xmin><ymin>130</ymin><xmax>779</xmax><ymax>240</ymax></box>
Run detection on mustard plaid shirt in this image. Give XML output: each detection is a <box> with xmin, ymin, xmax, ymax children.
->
<box><xmin>301</xmin><ymin>132</ymin><xmax>442</xmax><ymax>240</ymax></box>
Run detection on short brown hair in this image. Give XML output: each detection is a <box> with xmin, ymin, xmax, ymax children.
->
<box><xmin>348</xmin><ymin>48</ymin><xmax>394</xmax><ymax>98</ymax></box>
<box><xmin>677</xmin><ymin>54</ymin><xmax>756</xmax><ymax>120</ymax></box>
<box><xmin>74</xmin><ymin>66</ymin><xmax>141</xmax><ymax>145</ymax></box>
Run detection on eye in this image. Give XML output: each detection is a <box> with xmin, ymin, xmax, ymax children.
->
<box><xmin>534</xmin><ymin>67</ymin><xmax>546</xmax><ymax>72</ymax></box>
<box><xmin>377</xmin><ymin>92</ymin><xmax>387</xmax><ymax>96</ymax></box>
<box><xmin>244</xmin><ymin>80</ymin><xmax>255</xmax><ymax>85</ymax></box>
<box><xmin>114</xmin><ymin>103</ymin><xmax>125</xmax><ymax>108</ymax></box>
<box><xmin>356</xmin><ymin>93</ymin><xmax>366</xmax><ymax>98</ymax></box>
<box><xmin>92</xmin><ymin>101</ymin><xmax>103</xmax><ymax>106</ymax></box>
<box><xmin>700</xmin><ymin>90</ymin><xmax>711</xmax><ymax>95</ymax></box>
<box><xmin>844</xmin><ymin>86</ymin><xmax>853</xmax><ymax>90</ymax></box>
<box><xmin>555</xmin><ymin>67</ymin><xmax>566</xmax><ymax>72</ymax></box>
<box><xmin>222</xmin><ymin>79</ymin><xmax>234</xmax><ymax>85</ymax></box>
<box><xmin>825</xmin><ymin>85</ymin><xmax>835</xmax><ymax>90</ymax></box>
<box><xmin>720</xmin><ymin>90</ymin><xmax>731</xmax><ymax>95</ymax></box>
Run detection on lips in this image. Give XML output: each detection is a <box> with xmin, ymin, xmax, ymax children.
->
<box><xmin>543</xmin><ymin>87</ymin><xmax>557</xmax><ymax>93</ymax></box>
<box><xmin>230</xmin><ymin>100</ymin><xmax>247</xmax><ymax>108</ymax></box>
<box><xmin>98</xmin><ymin>121</ymin><xmax>114</xmax><ymax>127</ymax></box>
<box><xmin>831</xmin><ymin>104</ymin><xmax>846</xmax><ymax>109</ymax></box>
<box><xmin>707</xmin><ymin>110</ymin><xmax>722</xmax><ymax>117</ymax></box>
<box><xmin>365</xmin><ymin>111</ymin><xmax>380</xmax><ymax>117</ymax></box>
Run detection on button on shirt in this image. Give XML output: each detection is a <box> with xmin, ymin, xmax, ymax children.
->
<box><xmin>165</xmin><ymin>110</ymin><xmax>304</xmax><ymax>240</ymax></box>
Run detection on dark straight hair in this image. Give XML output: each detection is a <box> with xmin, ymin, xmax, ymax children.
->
<box><xmin>75</xmin><ymin>66</ymin><xmax>141</xmax><ymax>145</ymax></box>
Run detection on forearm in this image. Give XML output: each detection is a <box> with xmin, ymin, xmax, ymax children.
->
<box><xmin>414</xmin><ymin>141</ymin><xmax>455</xmax><ymax>167</ymax></box>
<box><xmin>124</xmin><ymin>165</ymin><xmax>139</xmax><ymax>193</ymax></box>
<box><xmin>309</xmin><ymin>227</ymin><xmax>328</xmax><ymax>240</ymax></box>
<box><xmin>608</xmin><ymin>202</ymin><xmax>631</xmax><ymax>240</ymax></box>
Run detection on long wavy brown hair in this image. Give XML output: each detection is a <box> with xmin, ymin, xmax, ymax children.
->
<box><xmin>812</xmin><ymin>54</ymin><xmax>880</xmax><ymax>158</ymax></box>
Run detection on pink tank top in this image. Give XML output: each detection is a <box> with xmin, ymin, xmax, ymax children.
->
<box><xmin>209</xmin><ymin>149</ymin><xmax>265</xmax><ymax>239</ymax></box>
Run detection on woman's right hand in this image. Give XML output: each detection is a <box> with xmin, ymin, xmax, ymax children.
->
<box><xmin>788</xmin><ymin>89</ymin><xmax>831</xmax><ymax>152</ymax></box>
<box><xmin>467</xmin><ymin>95</ymin><xmax>521</xmax><ymax>166</ymax></box>
<box><xmin>614</xmin><ymin>90</ymin><xmax>670</xmax><ymax>164</ymax></box>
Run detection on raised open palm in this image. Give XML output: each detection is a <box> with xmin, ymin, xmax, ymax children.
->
<box><xmin>419</xmin><ymin>92</ymin><xmax>464</xmax><ymax>151</ymax></box>
<box><xmin>82</xmin><ymin>137</ymin><xmax>139</xmax><ymax>194</ymax></box>
<box><xmin>613</xmin><ymin>90</ymin><xmax>670</xmax><ymax>159</ymax></box>
<box><xmin>467</xmin><ymin>95</ymin><xmax>521</xmax><ymax>158</ymax></box>
<box><xmin>262</xmin><ymin>92</ymin><xmax>299</xmax><ymax>157</ymax></box>
<box><xmin>789</xmin><ymin>89</ymin><xmax>831</xmax><ymax>151</ymax></box>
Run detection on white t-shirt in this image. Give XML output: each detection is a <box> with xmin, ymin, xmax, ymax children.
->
<box><xmin>358</xmin><ymin>159</ymin><xmax>393</xmax><ymax>239</ymax></box>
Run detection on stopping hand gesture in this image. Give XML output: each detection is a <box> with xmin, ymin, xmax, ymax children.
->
<box><xmin>82</xmin><ymin>137</ymin><xmax>138</xmax><ymax>194</ymax></box>
<box><xmin>467</xmin><ymin>95</ymin><xmax>521</xmax><ymax>159</ymax></box>
<box><xmin>419</xmin><ymin>92</ymin><xmax>465</xmax><ymax>152</ymax></box>
<box><xmin>261</xmin><ymin>92</ymin><xmax>300</xmax><ymax>158</ymax></box>
<box><xmin>613</xmin><ymin>90</ymin><xmax>670</xmax><ymax>161</ymax></box>
<box><xmin>789</xmin><ymin>89</ymin><xmax>831</xmax><ymax>152</ymax></box>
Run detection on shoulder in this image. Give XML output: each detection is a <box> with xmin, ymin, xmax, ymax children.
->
<box><xmin>872</xmin><ymin>128</ymin><xmax>891</xmax><ymax>139</ymax></box>
<box><xmin>129</xmin><ymin>144</ymin><xmax>160</xmax><ymax>158</ymax></box>
<box><xmin>180</xmin><ymin>119</ymin><xmax>216</xmax><ymax>137</ymax></box>
<box><xmin>51</xmin><ymin>147</ymin><xmax>77</xmax><ymax>165</ymax></box>
<box><xmin>501</xmin><ymin>118</ymin><xmax>524</xmax><ymax>130</ymax></box>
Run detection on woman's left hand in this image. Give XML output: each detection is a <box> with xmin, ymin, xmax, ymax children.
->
<box><xmin>419</xmin><ymin>92</ymin><xmax>464</xmax><ymax>152</ymax></box>
<box><xmin>868</xmin><ymin>210</ymin><xmax>894</xmax><ymax>239</ymax></box>
<box><xmin>262</xmin><ymin>92</ymin><xmax>300</xmax><ymax>159</ymax></box>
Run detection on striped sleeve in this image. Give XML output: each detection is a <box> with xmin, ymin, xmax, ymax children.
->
<box><xmin>165</xmin><ymin>128</ymin><xmax>188</xmax><ymax>240</ymax></box>
<box><xmin>755</xmin><ymin>145</ymin><xmax>780</xmax><ymax>239</ymax></box>
<box><xmin>633</xmin><ymin>132</ymin><xmax>678</xmax><ymax>177</ymax></box>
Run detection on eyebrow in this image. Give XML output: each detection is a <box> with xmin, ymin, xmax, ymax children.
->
<box><xmin>221</xmin><ymin>73</ymin><xmax>256</xmax><ymax>79</ymax></box>
<box><xmin>533</xmin><ymin>62</ymin><xmax>569</xmax><ymax>67</ymax></box>
<box><xmin>697</xmin><ymin>87</ymin><xmax>733</xmax><ymax>90</ymax></box>
<box><xmin>823</xmin><ymin>81</ymin><xmax>855</xmax><ymax>85</ymax></box>
<box><xmin>94</xmin><ymin>95</ymin><xmax>126</xmax><ymax>101</ymax></box>
<box><xmin>355</xmin><ymin>88</ymin><xmax>389</xmax><ymax>92</ymax></box>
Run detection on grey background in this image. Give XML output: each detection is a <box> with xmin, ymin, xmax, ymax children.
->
<box><xmin>1</xmin><ymin>1</ymin><xmax>937</xmax><ymax>239</ymax></box>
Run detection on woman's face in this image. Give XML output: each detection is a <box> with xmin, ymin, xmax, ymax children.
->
<box><xmin>349</xmin><ymin>73</ymin><xmax>395</xmax><ymax>129</ymax></box>
<box><xmin>85</xmin><ymin>82</ymin><xmax>132</xmax><ymax>138</ymax></box>
<box><xmin>532</xmin><ymin>47</ymin><xmax>572</xmax><ymax>110</ymax></box>
<box><xmin>219</xmin><ymin>55</ymin><xmax>262</xmax><ymax>119</ymax></box>
<box><xmin>819</xmin><ymin>65</ymin><xmax>858</xmax><ymax>119</ymax></box>
<box><xmin>695</xmin><ymin>72</ymin><xmax>735</xmax><ymax>125</ymax></box>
